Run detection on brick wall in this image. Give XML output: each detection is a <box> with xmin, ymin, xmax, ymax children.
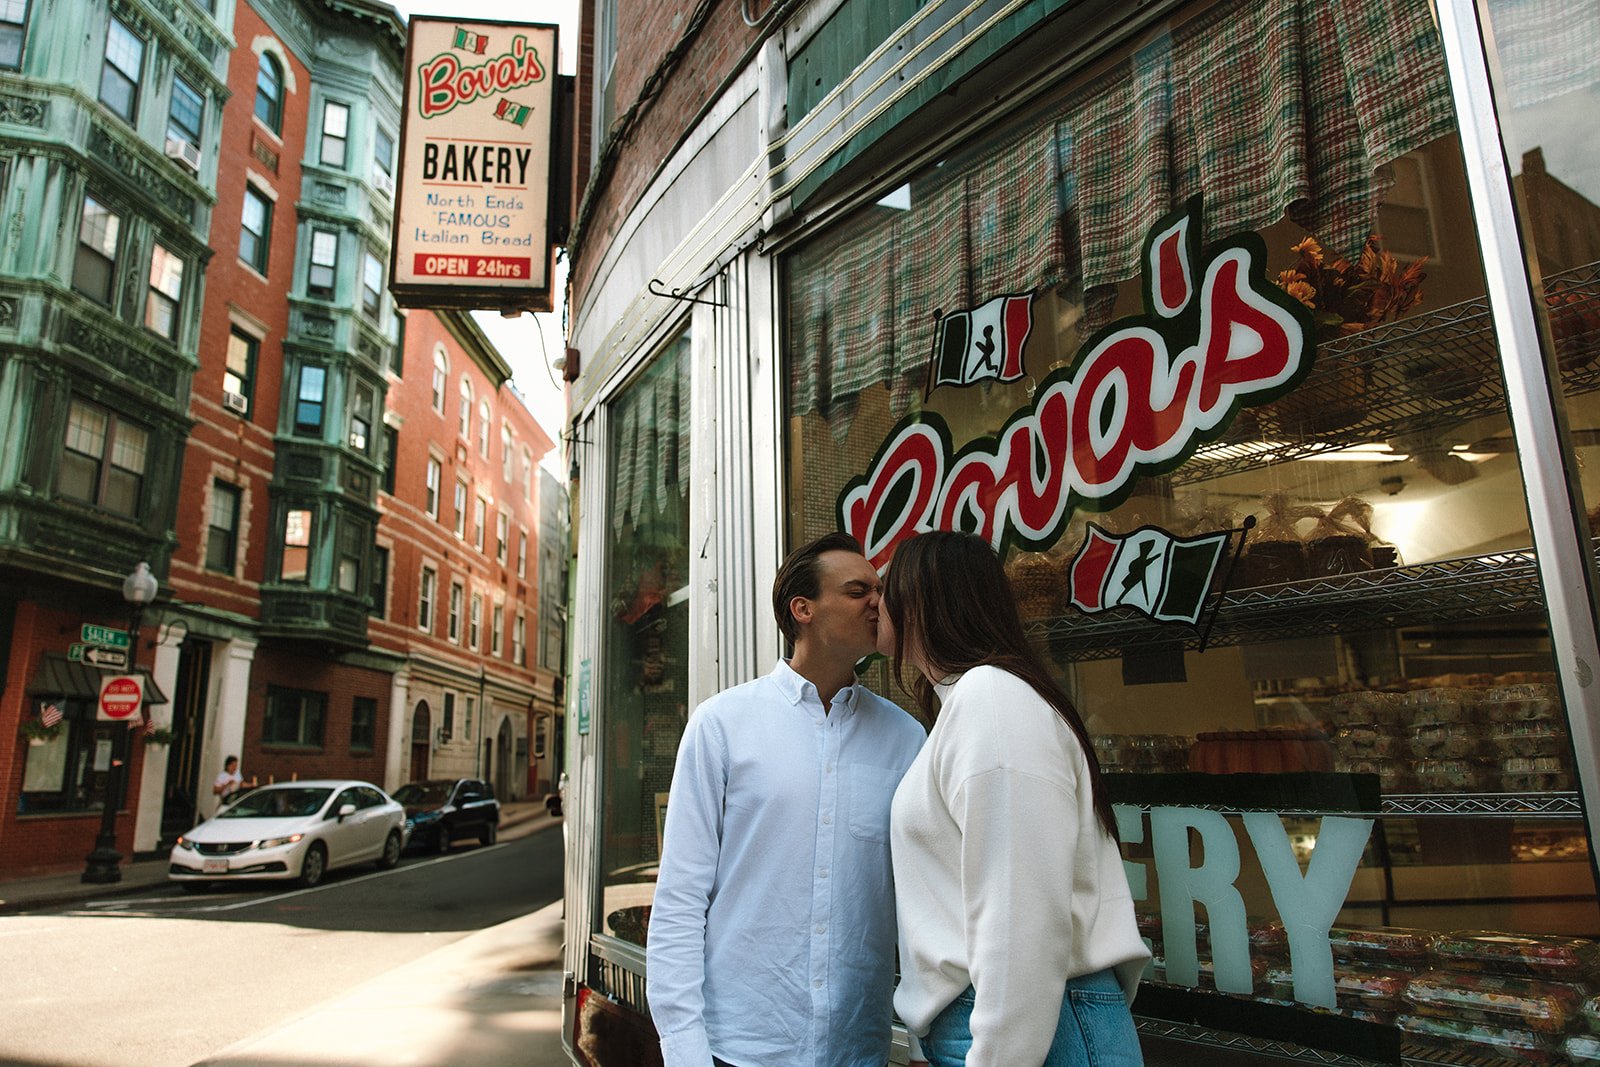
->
<box><xmin>243</xmin><ymin>646</ymin><xmax>389</xmax><ymax>784</ymax></box>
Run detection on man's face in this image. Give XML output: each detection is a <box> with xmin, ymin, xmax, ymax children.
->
<box><xmin>795</xmin><ymin>550</ymin><xmax>881</xmax><ymax>662</ymax></box>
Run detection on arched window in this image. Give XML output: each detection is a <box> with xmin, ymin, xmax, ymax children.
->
<box><xmin>254</xmin><ymin>52</ymin><xmax>284</xmax><ymax>133</ymax></box>
<box><xmin>458</xmin><ymin>377</ymin><xmax>473</xmax><ymax>439</ymax></box>
<box><xmin>478</xmin><ymin>400</ymin><xmax>490</xmax><ymax>457</ymax></box>
<box><xmin>430</xmin><ymin>347</ymin><xmax>448</xmax><ymax>412</ymax></box>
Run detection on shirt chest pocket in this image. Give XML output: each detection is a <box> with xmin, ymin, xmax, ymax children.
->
<box><xmin>846</xmin><ymin>763</ymin><xmax>899</xmax><ymax>843</ymax></box>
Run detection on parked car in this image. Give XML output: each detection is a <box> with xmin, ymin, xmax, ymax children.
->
<box><xmin>169</xmin><ymin>780</ymin><xmax>405</xmax><ymax>891</ymax></box>
<box><xmin>394</xmin><ymin>778</ymin><xmax>501</xmax><ymax>853</ymax></box>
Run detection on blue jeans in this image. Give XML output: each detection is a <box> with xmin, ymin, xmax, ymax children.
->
<box><xmin>922</xmin><ymin>968</ymin><xmax>1143</xmax><ymax>1067</ymax></box>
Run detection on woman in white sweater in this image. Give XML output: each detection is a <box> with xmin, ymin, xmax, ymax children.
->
<box><xmin>879</xmin><ymin>531</ymin><xmax>1150</xmax><ymax>1067</ymax></box>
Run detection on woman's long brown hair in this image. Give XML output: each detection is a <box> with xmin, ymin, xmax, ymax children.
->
<box><xmin>882</xmin><ymin>530</ymin><xmax>1119</xmax><ymax>842</ymax></box>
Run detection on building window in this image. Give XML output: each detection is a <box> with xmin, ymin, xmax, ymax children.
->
<box><xmin>280</xmin><ymin>507</ymin><xmax>312</xmax><ymax>582</ymax></box>
<box><xmin>350</xmin><ymin>696</ymin><xmax>377</xmax><ymax>752</ymax></box>
<box><xmin>73</xmin><ymin>195</ymin><xmax>119</xmax><ymax>305</ymax></box>
<box><xmin>496</xmin><ymin>511</ymin><xmax>509</xmax><ymax>564</ymax></box>
<box><xmin>542</xmin><ymin>623</ymin><xmax>562</xmax><ymax>670</ymax></box>
<box><xmin>448</xmin><ymin>581</ymin><xmax>463</xmax><ymax>642</ymax></box>
<box><xmin>373</xmin><ymin>126</ymin><xmax>394</xmax><ymax>183</ymax></box>
<box><xmin>370</xmin><ymin>544</ymin><xmax>388</xmax><ymax>618</ymax></box>
<box><xmin>474</xmin><ymin>496</ymin><xmax>486</xmax><ymax>552</ymax></box>
<box><xmin>490</xmin><ymin>601</ymin><xmax>503</xmax><ymax>657</ymax></box>
<box><xmin>264</xmin><ymin>687</ymin><xmax>325</xmax><ymax>748</ymax></box>
<box><xmin>144</xmin><ymin>244</ymin><xmax>184</xmax><ymax>339</ymax></box>
<box><xmin>513</xmin><ymin>613</ymin><xmax>526</xmax><ymax>666</ymax></box>
<box><xmin>458</xmin><ymin>378</ymin><xmax>472</xmax><ymax>439</ymax></box>
<box><xmin>442</xmin><ymin>691</ymin><xmax>455</xmax><ymax>740</ymax></box>
<box><xmin>20</xmin><ymin>704</ymin><xmax>132</xmax><ymax>814</ymax></box>
<box><xmin>518</xmin><ymin>530</ymin><xmax>527</xmax><ymax>579</ymax></box>
<box><xmin>501</xmin><ymin>424</ymin><xmax>514</xmax><ymax>482</ymax></box>
<box><xmin>167</xmin><ymin>75</ymin><xmax>204</xmax><ymax>153</ymax></box>
<box><xmin>60</xmin><ymin>399</ymin><xmax>146</xmax><ymax>518</ymax></box>
<box><xmin>224</xmin><ymin>328</ymin><xmax>257</xmax><ymax>417</ymax></box>
<box><xmin>477</xmin><ymin>401</ymin><xmax>490</xmax><ymax>457</ymax></box>
<box><xmin>255</xmin><ymin>52</ymin><xmax>283</xmax><ymax>133</ymax></box>
<box><xmin>308</xmin><ymin>228</ymin><xmax>337</xmax><ymax>297</ymax></box>
<box><xmin>392</xmin><ymin>312</ymin><xmax>405</xmax><ymax>378</ymax></box>
<box><xmin>240</xmin><ymin>185</ymin><xmax>271</xmax><ymax>273</ymax></box>
<box><xmin>294</xmin><ymin>365</ymin><xmax>326</xmax><ymax>435</ymax></box>
<box><xmin>521</xmin><ymin>448</ymin><xmax>533</xmax><ymax>502</ymax></box>
<box><xmin>431</xmin><ymin>348</ymin><xmax>448</xmax><ymax>412</ymax></box>
<box><xmin>418</xmin><ymin>564</ymin><xmax>436</xmax><ymax>632</ymax></box>
<box><xmin>425</xmin><ymin>457</ymin><xmax>441</xmax><ymax>518</ymax></box>
<box><xmin>336</xmin><ymin>520</ymin><xmax>363</xmax><ymax>594</ymax></box>
<box><xmin>100</xmin><ymin>17</ymin><xmax>143</xmax><ymax>123</ymax></box>
<box><xmin>0</xmin><ymin>0</ymin><xmax>28</xmax><ymax>70</ymax></box>
<box><xmin>468</xmin><ymin>592</ymin><xmax>482</xmax><ymax>650</ymax></box>
<box><xmin>382</xmin><ymin>425</ymin><xmax>398</xmax><ymax>494</ymax></box>
<box><xmin>349</xmin><ymin>382</ymin><xmax>374</xmax><ymax>453</ymax></box>
<box><xmin>361</xmin><ymin>251</ymin><xmax>382</xmax><ymax>319</ymax></box>
<box><xmin>206</xmin><ymin>480</ymin><xmax>241</xmax><ymax>573</ymax></box>
<box><xmin>464</xmin><ymin>695</ymin><xmax>475</xmax><ymax>740</ymax></box>
<box><xmin>453</xmin><ymin>479</ymin><xmax>468</xmax><ymax>538</ymax></box>
<box><xmin>319</xmin><ymin>100</ymin><xmax>348</xmax><ymax>168</ymax></box>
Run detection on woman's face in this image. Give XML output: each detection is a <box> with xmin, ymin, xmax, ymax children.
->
<box><xmin>875</xmin><ymin>594</ymin><xmax>901</xmax><ymax>661</ymax></box>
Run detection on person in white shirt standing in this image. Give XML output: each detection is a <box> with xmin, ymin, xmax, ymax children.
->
<box><xmin>211</xmin><ymin>755</ymin><xmax>245</xmax><ymax>815</ymax></box>
<box><xmin>879</xmin><ymin>530</ymin><xmax>1150</xmax><ymax>1067</ymax></box>
<box><xmin>647</xmin><ymin>532</ymin><xmax>927</xmax><ymax>1067</ymax></box>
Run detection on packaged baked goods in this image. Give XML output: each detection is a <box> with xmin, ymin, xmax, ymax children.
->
<box><xmin>1237</xmin><ymin>492</ymin><xmax>1316</xmax><ymax>588</ymax></box>
<box><xmin>1502</xmin><ymin>769</ymin><xmax>1576</xmax><ymax>792</ymax></box>
<box><xmin>1331</xmin><ymin>726</ymin><xmax>1401</xmax><ymax>758</ymax></box>
<box><xmin>1567</xmin><ymin>1033</ymin><xmax>1600</xmax><ymax>1065</ymax></box>
<box><xmin>1432</xmin><ymin>931</ymin><xmax>1600</xmax><ymax>981</ymax></box>
<box><xmin>1401</xmin><ymin>687</ymin><xmax>1479</xmax><ymax>725</ymax></box>
<box><xmin>1501</xmin><ymin>755</ymin><xmax>1569</xmax><ymax>776</ymax></box>
<box><xmin>1325</xmin><ymin>690</ymin><xmax>1403</xmax><ymax>728</ymax></box>
<box><xmin>1413</xmin><ymin>757</ymin><xmax>1492</xmax><ymax>791</ymax></box>
<box><xmin>1327</xmin><ymin>924</ymin><xmax>1436</xmax><ymax>966</ymax></box>
<box><xmin>1305</xmin><ymin>497</ymin><xmax>1377</xmax><ymax>578</ymax></box>
<box><xmin>1481</xmin><ymin>683</ymin><xmax>1561</xmax><ymax>722</ymax></box>
<box><xmin>1490</xmin><ymin>720</ymin><xmax>1570</xmax><ymax>759</ymax></box>
<box><xmin>1582</xmin><ymin>992</ymin><xmax>1600</xmax><ymax>1033</ymax></box>
<box><xmin>1007</xmin><ymin>551</ymin><xmax>1066</xmax><ymax>620</ymax></box>
<box><xmin>1398</xmin><ymin>1014</ymin><xmax>1564</xmax><ymax>1064</ymax></box>
<box><xmin>1266</xmin><ymin>964</ymin><xmax>1413</xmax><ymax>1014</ymax></box>
<box><xmin>1407</xmin><ymin>723</ymin><xmax>1484</xmax><ymax>760</ymax></box>
<box><xmin>1249</xmin><ymin>920</ymin><xmax>1288</xmax><ymax>959</ymax></box>
<box><xmin>1334</xmin><ymin>756</ymin><xmax>1409</xmax><ymax>792</ymax></box>
<box><xmin>1402</xmin><ymin>969</ymin><xmax>1582</xmax><ymax>1033</ymax></box>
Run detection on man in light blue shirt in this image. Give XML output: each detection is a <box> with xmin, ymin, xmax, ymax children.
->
<box><xmin>647</xmin><ymin>532</ymin><xmax>927</xmax><ymax>1067</ymax></box>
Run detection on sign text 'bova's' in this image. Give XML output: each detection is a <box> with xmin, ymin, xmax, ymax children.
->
<box><xmin>391</xmin><ymin>18</ymin><xmax>559</xmax><ymax>311</ymax></box>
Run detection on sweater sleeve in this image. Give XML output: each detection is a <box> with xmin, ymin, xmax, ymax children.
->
<box><xmin>644</xmin><ymin>711</ymin><xmax>726</xmax><ymax>1067</ymax></box>
<box><xmin>951</xmin><ymin>764</ymin><xmax>1081</xmax><ymax>1066</ymax></box>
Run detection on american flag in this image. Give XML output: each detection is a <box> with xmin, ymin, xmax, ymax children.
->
<box><xmin>144</xmin><ymin>713</ymin><xmax>158</xmax><ymax>736</ymax></box>
<box><xmin>39</xmin><ymin>702</ymin><xmax>62</xmax><ymax>727</ymax></box>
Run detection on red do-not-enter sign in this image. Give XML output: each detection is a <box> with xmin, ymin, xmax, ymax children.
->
<box><xmin>98</xmin><ymin>675</ymin><xmax>143</xmax><ymax>722</ymax></box>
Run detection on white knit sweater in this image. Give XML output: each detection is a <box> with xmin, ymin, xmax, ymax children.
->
<box><xmin>890</xmin><ymin>666</ymin><xmax>1150</xmax><ymax>1064</ymax></box>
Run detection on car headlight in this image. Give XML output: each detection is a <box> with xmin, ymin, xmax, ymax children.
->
<box><xmin>175</xmin><ymin>836</ymin><xmax>197</xmax><ymax>852</ymax></box>
<box><xmin>256</xmin><ymin>833</ymin><xmax>305</xmax><ymax>850</ymax></box>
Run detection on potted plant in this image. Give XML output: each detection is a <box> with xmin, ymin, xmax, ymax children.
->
<box><xmin>19</xmin><ymin>719</ymin><xmax>64</xmax><ymax>746</ymax></box>
<box><xmin>146</xmin><ymin>728</ymin><xmax>176</xmax><ymax>746</ymax></box>
<box><xmin>1270</xmin><ymin>235</ymin><xmax>1429</xmax><ymax>431</ymax></box>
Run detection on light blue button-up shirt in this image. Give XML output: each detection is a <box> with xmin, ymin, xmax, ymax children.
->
<box><xmin>646</xmin><ymin>660</ymin><xmax>927</xmax><ymax>1067</ymax></box>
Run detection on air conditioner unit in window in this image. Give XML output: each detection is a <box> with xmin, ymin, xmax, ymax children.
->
<box><xmin>221</xmin><ymin>390</ymin><xmax>249</xmax><ymax>414</ymax></box>
<box><xmin>164</xmin><ymin>137</ymin><xmax>202</xmax><ymax>173</ymax></box>
<box><xmin>372</xmin><ymin>169</ymin><xmax>395</xmax><ymax>197</ymax></box>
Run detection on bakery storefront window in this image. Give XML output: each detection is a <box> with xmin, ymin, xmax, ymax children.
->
<box><xmin>783</xmin><ymin>0</ymin><xmax>1599</xmax><ymax>1060</ymax></box>
<box><xmin>599</xmin><ymin>331</ymin><xmax>691</xmax><ymax>947</ymax></box>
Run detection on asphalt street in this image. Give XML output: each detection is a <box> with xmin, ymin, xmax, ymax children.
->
<box><xmin>0</xmin><ymin>821</ymin><xmax>563</xmax><ymax>1067</ymax></box>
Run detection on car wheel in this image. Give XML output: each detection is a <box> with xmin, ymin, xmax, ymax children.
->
<box><xmin>479</xmin><ymin>821</ymin><xmax>497</xmax><ymax>847</ymax></box>
<box><xmin>298</xmin><ymin>842</ymin><xmax>328</xmax><ymax>888</ymax></box>
<box><xmin>433</xmin><ymin>826</ymin><xmax>451</xmax><ymax>854</ymax></box>
<box><xmin>377</xmin><ymin>830</ymin><xmax>402</xmax><ymax>870</ymax></box>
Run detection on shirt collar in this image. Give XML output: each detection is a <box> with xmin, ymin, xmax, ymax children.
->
<box><xmin>771</xmin><ymin>659</ymin><xmax>860</xmax><ymax>714</ymax></box>
<box><xmin>932</xmin><ymin>672</ymin><xmax>965</xmax><ymax>702</ymax></box>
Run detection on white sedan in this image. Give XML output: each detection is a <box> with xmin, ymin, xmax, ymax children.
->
<box><xmin>169</xmin><ymin>780</ymin><xmax>406</xmax><ymax>890</ymax></box>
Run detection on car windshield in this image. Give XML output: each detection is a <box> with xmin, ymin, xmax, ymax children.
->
<box><xmin>218</xmin><ymin>787</ymin><xmax>332</xmax><ymax>819</ymax></box>
<box><xmin>393</xmin><ymin>783</ymin><xmax>452</xmax><ymax>806</ymax></box>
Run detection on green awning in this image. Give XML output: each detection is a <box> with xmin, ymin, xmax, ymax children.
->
<box><xmin>25</xmin><ymin>654</ymin><xmax>168</xmax><ymax>705</ymax></box>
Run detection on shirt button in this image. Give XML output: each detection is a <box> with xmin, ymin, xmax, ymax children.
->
<box><xmin>813</xmin><ymin>978</ymin><xmax>823</xmax><ymax>988</ymax></box>
<box><xmin>819</xmin><ymin>868</ymin><xmax>829</xmax><ymax>878</ymax></box>
<box><xmin>822</xmin><ymin>815</ymin><xmax>832</xmax><ymax>825</ymax></box>
<box><xmin>826</xmin><ymin>764</ymin><xmax>835</xmax><ymax>773</ymax></box>
<box><xmin>816</xmin><ymin>923</ymin><xmax>826</xmax><ymax>933</ymax></box>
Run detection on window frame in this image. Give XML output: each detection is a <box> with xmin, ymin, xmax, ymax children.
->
<box><xmin>0</xmin><ymin>0</ymin><xmax>29</xmax><ymax>71</ymax></box>
<box><xmin>425</xmin><ymin>456</ymin><xmax>441</xmax><ymax>519</ymax></box>
<box><xmin>360</xmin><ymin>249</ymin><xmax>383</xmax><ymax>319</ymax></box>
<box><xmin>167</xmin><ymin>74</ymin><xmax>204</xmax><ymax>151</ymax></box>
<box><xmin>448</xmin><ymin>580</ymin><xmax>463</xmax><ymax>643</ymax></box>
<box><xmin>490</xmin><ymin>599</ymin><xmax>504</xmax><ymax>657</ymax></box>
<box><xmin>73</xmin><ymin>194</ymin><xmax>121</xmax><ymax>306</ymax></box>
<box><xmin>293</xmin><ymin>364</ymin><xmax>326</xmax><ymax>436</ymax></box>
<box><xmin>417</xmin><ymin>564</ymin><xmax>436</xmax><ymax>633</ymax></box>
<box><xmin>280</xmin><ymin>506</ymin><xmax>313</xmax><ymax>583</ymax></box>
<box><xmin>350</xmin><ymin>695</ymin><xmax>377</xmax><ymax>753</ymax></box>
<box><xmin>223</xmin><ymin>327</ymin><xmax>258</xmax><ymax>417</ymax></box>
<box><xmin>205</xmin><ymin>479</ymin><xmax>242</xmax><ymax>574</ymax></box>
<box><xmin>453</xmin><ymin>478</ymin><xmax>468</xmax><ymax>538</ymax></box>
<box><xmin>514</xmin><ymin>613</ymin><xmax>526</xmax><ymax>666</ymax></box>
<box><xmin>431</xmin><ymin>347</ymin><xmax>449</xmax><ymax>413</ymax></box>
<box><xmin>477</xmin><ymin>400</ymin><xmax>490</xmax><ymax>457</ymax></box>
<box><xmin>496</xmin><ymin>510</ymin><xmax>509</xmax><ymax>564</ymax></box>
<box><xmin>263</xmin><ymin>686</ymin><xmax>326</xmax><ymax>749</ymax></box>
<box><xmin>143</xmin><ymin>242</ymin><xmax>185</xmax><ymax>340</ymax></box>
<box><xmin>381</xmin><ymin>425</ymin><xmax>398</xmax><ymax>494</ymax></box>
<box><xmin>468</xmin><ymin>591</ymin><xmax>482</xmax><ymax>650</ymax></box>
<box><xmin>254</xmin><ymin>51</ymin><xmax>284</xmax><ymax>134</ymax></box>
<box><xmin>308</xmin><ymin>227</ymin><xmax>338</xmax><ymax>298</ymax></box>
<box><xmin>474</xmin><ymin>496</ymin><xmax>487</xmax><ymax>552</ymax></box>
<box><xmin>517</xmin><ymin>529</ymin><xmax>528</xmax><ymax>579</ymax></box>
<box><xmin>240</xmin><ymin>184</ymin><xmax>272</xmax><ymax>274</ymax></box>
<box><xmin>319</xmin><ymin>100</ymin><xmax>349</xmax><ymax>169</ymax></box>
<box><xmin>369</xmin><ymin>544</ymin><xmax>389</xmax><ymax>618</ymax></box>
<box><xmin>99</xmin><ymin>17</ymin><xmax>144</xmax><ymax>124</ymax></box>
<box><xmin>59</xmin><ymin>397</ymin><xmax>148</xmax><ymax>519</ymax></box>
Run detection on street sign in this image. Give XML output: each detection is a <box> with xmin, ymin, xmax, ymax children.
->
<box><xmin>81</xmin><ymin>624</ymin><xmax>130</xmax><ymax>649</ymax></box>
<box><xmin>98</xmin><ymin>675</ymin><xmax>143</xmax><ymax>722</ymax></box>
<box><xmin>576</xmin><ymin>659</ymin><xmax>591</xmax><ymax>736</ymax></box>
<box><xmin>85</xmin><ymin>647</ymin><xmax>129</xmax><ymax>670</ymax></box>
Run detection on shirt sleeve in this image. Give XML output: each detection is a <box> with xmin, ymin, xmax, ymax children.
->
<box><xmin>645</xmin><ymin>709</ymin><xmax>727</xmax><ymax>1067</ymax></box>
<box><xmin>951</xmin><ymin>764</ymin><xmax>1080</xmax><ymax>1066</ymax></box>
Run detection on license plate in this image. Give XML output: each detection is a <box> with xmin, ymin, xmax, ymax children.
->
<box><xmin>202</xmin><ymin>858</ymin><xmax>228</xmax><ymax>874</ymax></box>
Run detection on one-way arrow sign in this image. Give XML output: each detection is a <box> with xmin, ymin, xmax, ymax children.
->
<box><xmin>83</xmin><ymin>646</ymin><xmax>129</xmax><ymax>670</ymax></box>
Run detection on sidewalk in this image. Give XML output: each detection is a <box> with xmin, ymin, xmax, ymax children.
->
<box><xmin>0</xmin><ymin>797</ymin><xmax>557</xmax><ymax>914</ymax></box>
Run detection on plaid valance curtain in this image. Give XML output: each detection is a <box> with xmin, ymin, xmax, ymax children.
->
<box><xmin>1490</xmin><ymin>0</ymin><xmax>1600</xmax><ymax>108</ymax></box>
<box><xmin>788</xmin><ymin>0</ymin><xmax>1457</xmax><ymax>434</ymax></box>
<box><xmin>610</xmin><ymin>339</ymin><xmax>691</xmax><ymax>535</ymax></box>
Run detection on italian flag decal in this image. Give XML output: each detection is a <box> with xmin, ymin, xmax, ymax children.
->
<box><xmin>453</xmin><ymin>27</ymin><xmax>490</xmax><ymax>54</ymax></box>
<box><xmin>1069</xmin><ymin>524</ymin><xmax>1229</xmax><ymax>625</ymax></box>
<box><xmin>930</xmin><ymin>293</ymin><xmax>1032</xmax><ymax>390</ymax></box>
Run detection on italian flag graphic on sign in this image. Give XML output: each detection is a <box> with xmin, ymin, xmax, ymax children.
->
<box><xmin>1069</xmin><ymin>524</ymin><xmax>1229</xmax><ymax>625</ymax></box>
<box><xmin>930</xmin><ymin>293</ymin><xmax>1032</xmax><ymax>390</ymax></box>
<box><xmin>495</xmin><ymin>98</ymin><xmax>532</xmax><ymax>127</ymax></box>
<box><xmin>453</xmin><ymin>27</ymin><xmax>489</xmax><ymax>54</ymax></box>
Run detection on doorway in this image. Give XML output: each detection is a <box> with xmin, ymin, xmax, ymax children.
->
<box><xmin>161</xmin><ymin>638</ymin><xmax>212</xmax><ymax>841</ymax></box>
<box><xmin>410</xmin><ymin>701</ymin><xmax>430</xmax><ymax>782</ymax></box>
<box><xmin>496</xmin><ymin>718</ymin><xmax>512</xmax><ymax>799</ymax></box>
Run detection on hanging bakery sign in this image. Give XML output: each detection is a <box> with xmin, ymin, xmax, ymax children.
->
<box><xmin>391</xmin><ymin>17</ymin><xmax>560</xmax><ymax>312</ymax></box>
<box><xmin>840</xmin><ymin>200</ymin><xmax>1315</xmax><ymax>571</ymax></box>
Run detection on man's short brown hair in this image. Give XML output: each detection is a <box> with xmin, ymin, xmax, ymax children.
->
<box><xmin>772</xmin><ymin>532</ymin><xmax>866</xmax><ymax>646</ymax></box>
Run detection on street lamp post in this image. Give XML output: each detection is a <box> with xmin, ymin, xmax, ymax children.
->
<box><xmin>82</xmin><ymin>562</ymin><xmax>159</xmax><ymax>884</ymax></box>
